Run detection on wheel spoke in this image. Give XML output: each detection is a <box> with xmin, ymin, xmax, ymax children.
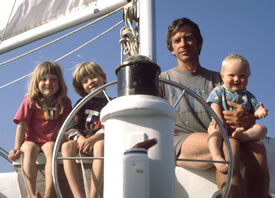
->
<box><xmin>177</xmin><ymin>158</ymin><xmax>229</xmax><ymax>164</ymax></box>
<box><xmin>103</xmin><ymin>89</ymin><xmax>111</xmax><ymax>102</ymax></box>
<box><xmin>173</xmin><ymin>90</ymin><xmax>186</xmax><ymax>109</ymax></box>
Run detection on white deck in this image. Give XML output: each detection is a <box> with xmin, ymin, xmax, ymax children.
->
<box><xmin>1</xmin><ymin>137</ymin><xmax>274</xmax><ymax>198</ymax></box>
<box><xmin>0</xmin><ymin>172</ymin><xmax>21</xmax><ymax>198</ymax></box>
<box><xmin>175</xmin><ymin>137</ymin><xmax>275</xmax><ymax>198</ymax></box>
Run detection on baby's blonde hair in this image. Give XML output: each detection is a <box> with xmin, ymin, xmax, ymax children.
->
<box><xmin>221</xmin><ymin>54</ymin><xmax>251</xmax><ymax>76</ymax></box>
<box><xmin>73</xmin><ymin>62</ymin><xmax>106</xmax><ymax>97</ymax></box>
<box><xmin>27</xmin><ymin>61</ymin><xmax>68</xmax><ymax>115</ymax></box>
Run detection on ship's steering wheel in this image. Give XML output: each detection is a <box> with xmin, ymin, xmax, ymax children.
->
<box><xmin>52</xmin><ymin>79</ymin><xmax>233</xmax><ymax>198</ymax></box>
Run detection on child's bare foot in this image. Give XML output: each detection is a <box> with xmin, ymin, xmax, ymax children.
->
<box><xmin>232</xmin><ymin>127</ymin><xmax>248</xmax><ymax>142</ymax></box>
<box><xmin>212</xmin><ymin>155</ymin><xmax>228</xmax><ymax>173</ymax></box>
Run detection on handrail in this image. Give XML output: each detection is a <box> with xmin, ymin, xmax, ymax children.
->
<box><xmin>0</xmin><ymin>147</ymin><xmax>12</xmax><ymax>163</ymax></box>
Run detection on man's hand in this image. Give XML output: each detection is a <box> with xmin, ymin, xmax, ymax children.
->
<box><xmin>223</xmin><ymin>100</ymin><xmax>255</xmax><ymax>129</ymax></box>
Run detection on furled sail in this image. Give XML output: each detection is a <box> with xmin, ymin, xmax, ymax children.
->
<box><xmin>0</xmin><ymin>0</ymin><xmax>128</xmax><ymax>54</ymax></box>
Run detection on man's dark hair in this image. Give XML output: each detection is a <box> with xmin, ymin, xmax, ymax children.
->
<box><xmin>166</xmin><ymin>17</ymin><xmax>203</xmax><ymax>54</ymax></box>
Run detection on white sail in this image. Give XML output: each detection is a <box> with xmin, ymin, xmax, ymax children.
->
<box><xmin>0</xmin><ymin>0</ymin><xmax>128</xmax><ymax>54</ymax></box>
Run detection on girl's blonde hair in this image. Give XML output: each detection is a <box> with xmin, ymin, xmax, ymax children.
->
<box><xmin>221</xmin><ymin>54</ymin><xmax>251</xmax><ymax>76</ymax></box>
<box><xmin>27</xmin><ymin>61</ymin><xmax>68</xmax><ymax>115</ymax></box>
<box><xmin>73</xmin><ymin>62</ymin><xmax>106</xmax><ymax>97</ymax></box>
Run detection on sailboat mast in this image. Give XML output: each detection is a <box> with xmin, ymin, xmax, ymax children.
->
<box><xmin>138</xmin><ymin>0</ymin><xmax>156</xmax><ymax>62</ymax></box>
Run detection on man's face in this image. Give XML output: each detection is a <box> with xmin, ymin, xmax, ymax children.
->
<box><xmin>170</xmin><ymin>25</ymin><xmax>201</xmax><ymax>63</ymax></box>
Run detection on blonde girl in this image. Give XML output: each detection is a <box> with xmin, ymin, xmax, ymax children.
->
<box><xmin>62</xmin><ymin>62</ymin><xmax>107</xmax><ymax>198</ymax></box>
<box><xmin>9</xmin><ymin>61</ymin><xmax>72</xmax><ymax>198</ymax></box>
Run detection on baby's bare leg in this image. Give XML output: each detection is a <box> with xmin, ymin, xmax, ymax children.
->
<box><xmin>208</xmin><ymin>122</ymin><xmax>228</xmax><ymax>173</ymax></box>
<box><xmin>232</xmin><ymin>124</ymin><xmax>267</xmax><ymax>142</ymax></box>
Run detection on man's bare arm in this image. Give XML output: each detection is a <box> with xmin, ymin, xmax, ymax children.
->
<box><xmin>222</xmin><ymin>100</ymin><xmax>255</xmax><ymax>129</ymax></box>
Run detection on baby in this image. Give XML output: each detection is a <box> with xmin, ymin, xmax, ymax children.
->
<box><xmin>207</xmin><ymin>54</ymin><xmax>268</xmax><ymax>173</ymax></box>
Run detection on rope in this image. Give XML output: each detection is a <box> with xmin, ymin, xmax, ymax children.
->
<box><xmin>119</xmin><ymin>2</ymin><xmax>139</xmax><ymax>63</ymax></box>
<box><xmin>79</xmin><ymin>151</ymin><xmax>90</xmax><ymax>198</ymax></box>
<box><xmin>0</xmin><ymin>3</ymin><xmax>125</xmax><ymax>66</ymax></box>
<box><xmin>0</xmin><ymin>19</ymin><xmax>123</xmax><ymax>89</ymax></box>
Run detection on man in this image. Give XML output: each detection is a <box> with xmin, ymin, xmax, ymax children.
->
<box><xmin>159</xmin><ymin>17</ymin><xmax>269</xmax><ymax>198</ymax></box>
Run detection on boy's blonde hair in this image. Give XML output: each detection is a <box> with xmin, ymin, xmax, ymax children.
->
<box><xmin>221</xmin><ymin>54</ymin><xmax>251</xmax><ymax>76</ymax></box>
<box><xmin>27</xmin><ymin>61</ymin><xmax>68</xmax><ymax>115</ymax></box>
<box><xmin>73</xmin><ymin>62</ymin><xmax>106</xmax><ymax>97</ymax></box>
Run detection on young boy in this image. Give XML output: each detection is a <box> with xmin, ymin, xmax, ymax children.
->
<box><xmin>207</xmin><ymin>54</ymin><xmax>268</xmax><ymax>173</ymax></box>
<box><xmin>61</xmin><ymin>62</ymin><xmax>108</xmax><ymax>198</ymax></box>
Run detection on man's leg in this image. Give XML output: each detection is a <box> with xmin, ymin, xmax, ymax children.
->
<box><xmin>241</xmin><ymin>140</ymin><xmax>269</xmax><ymax>198</ymax></box>
<box><xmin>176</xmin><ymin>133</ymin><xmax>245</xmax><ymax>198</ymax></box>
<box><xmin>176</xmin><ymin>132</ymin><xmax>213</xmax><ymax>170</ymax></box>
<box><xmin>217</xmin><ymin>137</ymin><xmax>244</xmax><ymax>198</ymax></box>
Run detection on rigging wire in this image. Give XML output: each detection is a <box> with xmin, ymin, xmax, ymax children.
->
<box><xmin>0</xmin><ymin>3</ymin><xmax>129</xmax><ymax>89</ymax></box>
<box><xmin>55</xmin><ymin>20</ymin><xmax>123</xmax><ymax>62</ymax></box>
<box><xmin>0</xmin><ymin>73</ymin><xmax>31</xmax><ymax>89</ymax></box>
<box><xmin>0</xmin><ymin>20</ymin><xmax>123</xmax><ymax>89</ymax></box>
<box><xmin>0</xmin><ymin>4</ymin><xmax>125</xmax><ymax>67</ymax></box>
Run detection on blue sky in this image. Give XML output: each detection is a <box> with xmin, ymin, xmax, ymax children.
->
<box><xmin>0</xmin><ymin>0</ymin><xmax>274</xmax><ymax>172</ymax></box>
